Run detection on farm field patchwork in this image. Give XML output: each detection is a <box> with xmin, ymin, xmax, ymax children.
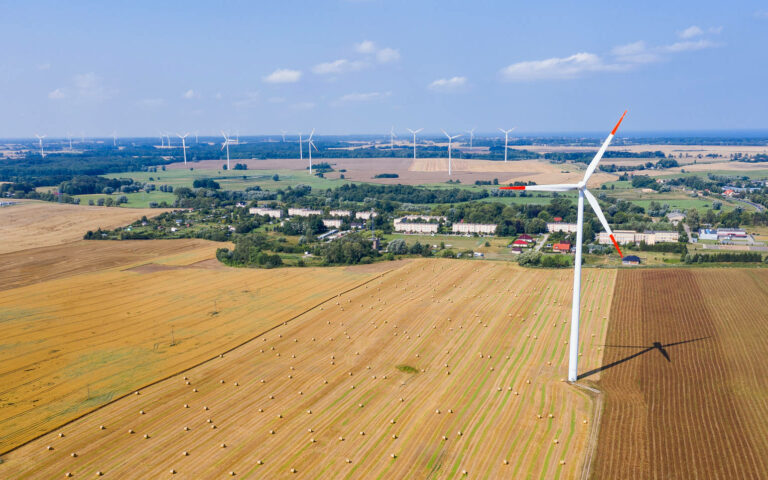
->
<box><xmin>0</xmin><ymin>244</ymin><xmax>387</xmax><ymax>454</ymax></box>
<box><xmin>593</xmin><ymin>268</ymin><xmax>768</xmax><ymax>479</ymax></box>
<box><xmin>0</xmin><ymin>201</ymin><xmax>172</xmax><ymax>254</ymax></box>
<box><xmin>1</xmin><ymin>259</ymin><xmax>616</xmax><ymax>479</ymax></box>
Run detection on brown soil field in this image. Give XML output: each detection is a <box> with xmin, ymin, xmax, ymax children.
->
<box><xmin>644</xmin><ymin>160</ymin><xmax>768</xmax><ymax>177</ymax></box>
<box><xmin>163</xmin><ymin>156</ymin><xmax>617</xmax><ymax>186</ymax></box>
<box><xmin>0</xmin><ymin>201</ymin><xmax>172</xmax><ymax>254</ymax></box>
<box><xmin>0</xmin><ymin>239</ymin><xmax>223</xmax><ymax>291</ymax></box>
<box><xmin>593</xmin><ymin>269</ymin><xmax>768</xmax><ymax>479</ymax></box>
<box><xmin>1</xmin><ymin>260</ymin><xmax>616</xmax><ymax>479</ymax></box>
<box><xmin>0</xmin><ymin>244</ymin><xmax>385</xmax><ymax>454</ymax></box>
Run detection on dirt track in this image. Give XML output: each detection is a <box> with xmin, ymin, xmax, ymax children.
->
<box><xmin>593</xmin><ymin>269</ymin><xmax>768</xmax><ymax>479</ymax></box>
<box><xmin>1</xmin><ymin>260</ymin><xmax>615</xmax><ymax>479</ymax></box>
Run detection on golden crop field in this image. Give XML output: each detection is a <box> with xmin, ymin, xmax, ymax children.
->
<box><xmin>0</xmin><ymin>201</ymin><xmax>172</xmax><ymax>254</ymax></box>
<box><xmin>0</xmin><ymin>242</ymin><xmax>387</xmax><ymax>454</ymax></box>
<box><xmin>1</xmin><ymin>258</ymin><xmax>616</xmax><ymax>479</ymax></box>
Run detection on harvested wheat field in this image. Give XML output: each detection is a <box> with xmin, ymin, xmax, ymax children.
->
<box><xmin>0</xmin><ymin>201</ymin><xmax>171</xmax><ymax>254</ymax></box>
<box><xmin>1</xmin><ymin>259</ymin><xmax>615</xmax><ymax>479</ymax></box>
<box><xmin>593</xmin><ymin>269</ymin><xmax>768</xmax><ymax>479</ymax></box>
<box><xmin>0</xmin><ymin>244</ymin><xmax>386</xmax><ymax>454</ymax></box>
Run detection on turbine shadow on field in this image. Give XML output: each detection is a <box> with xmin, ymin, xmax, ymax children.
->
<box><xmin>578</xmin><ymin>337</ymin><xmax>710</xmax><ymax>380</ymax></box>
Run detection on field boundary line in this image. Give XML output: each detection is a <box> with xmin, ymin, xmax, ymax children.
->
<box><xmin>571</xmin><ymin>381</ymin><xmax>603</xmax><ymax>480</ymax></box>
<box><xmin>0</xmin><ymin>266</ymin><xmax>396</xmax><ymax>457</ymax></box>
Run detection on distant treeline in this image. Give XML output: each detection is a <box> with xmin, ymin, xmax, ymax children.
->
<box><xmin>683</xmin><ymin>252</ymin><xmax>764</xmax><ymax>263</ymax></box>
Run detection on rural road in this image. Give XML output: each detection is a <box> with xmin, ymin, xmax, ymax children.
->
<box><xmin>535</xmin><ymin>233</ymin><xmax>549</xmax><ymax>251</ymax></box>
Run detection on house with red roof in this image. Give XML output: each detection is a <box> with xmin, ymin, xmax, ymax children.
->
<box><xmin>553</xmin><ymin>243</ymin><xmax>571</xmax><ymax>253</ymax></box>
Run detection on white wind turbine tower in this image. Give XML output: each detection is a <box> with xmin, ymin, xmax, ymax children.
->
<box><xmin>177</xmin><ymin>133</ymin><xmax>189</xmax><ymax>164</ymax></box>
<box><xmin>111</xmin><ymin>131</ymin><xmax>117</xmax><ymax>147</ymax></box>
<box><xmin>194</xmin><ymin>131</ymin><xmax>199</xmax><ymax>144</ymax></box>
<box><xmin>466</xmin><ymin>128</ymin><xmax>476</xmax><ymax>149</ymax></box>
<box><xmin>221</xmin><ymin>130</ymin><xmax>233</xmax><ymax>170</ymax></box>
<box><xmin>407</xmin><ymin>128</ymin><xmax>423</xmax><ymax>159</ymax></box>
<box><xmin>500</xmin><ymin>111</ymin><xmax>627</xmax><ymax>382</ymax></box>
<box><xmin>498</xmin><ymin>128</ymin><xmax>515</xmax><ymax>162</ymax></box>
<box><xmin>307</xmin><ymin>129</ymin><xmax>318</xmax><ymax>174</ymax></box>
<box><xmin>158</xmin><ymin>131</ymin><xmax>165</xmax><ymax>147</ymax></box>
<box><xmin>281</xmin><ymin>130</ymin><xmax>287</xmax><ymax>142</ymax></box>
<box><xmin>66</xmin><ymin>132</ymin><xmax>73</xmax><ymax>150</ymax></box>
<box><xmin>35</xmin><ymin>134</ymin><xmax>46</xmax><ymax>157</ymax></box>
<box><xmin>441</xmin><ymin>130</ymin><xmax>462</xmax><ymax>176</ymax></box>
<box><xmin>390</xmin><ymin>126</ymin><xmax>397</xmax><ymax>150</ymax></box>
<box><xmin>297</xmin><ymin>132</ymin><xmax>304</xmax><ymax>162</ymax></box>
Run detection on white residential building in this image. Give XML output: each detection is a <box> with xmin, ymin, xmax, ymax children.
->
<box><xmin>547</xmin><ymin>222</ymin><xmax>578</xmax><ymax>233</ymax></box>
<box><xmin>452</xmin><ymin>223</ymin><xmax>497</xmax><ymax>235</ymax></box>
<box><xmin>599</xmin><ymin>230</ymin><xmax>678</xmax><ymax>245</ymax></box>
<box><xmin>394</xmin><ymin>222</ymin><xmax>439</xmax><ymax>234</ymax></box>
<box><xmin>322</xmin><ymin>218</ymin><xmax>342</xmax><ymax>228</ymax></box>
<box><xmin>288</xmin><ymin>208</ymin><xmax>322</xmax><ymax>217</ymax></box>
<box><xmin>249</xmin><ymin>207</ymin><xmax>282</xmax><ymax>218</ymax></box>
<box><xmin>355</xmin><ymin>211</ymin><xmax>378</xmax><ymax>220</ymax></box>
<box><xmin>329</xmin><ymin>209</ymin><xmax>351</xmax><ymax>217</ymax></box>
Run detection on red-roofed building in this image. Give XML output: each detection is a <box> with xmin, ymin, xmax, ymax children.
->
<box><xmin>517</xmin><ymin>234</ymin><xmax>534</xmax><ymax>243</ymax></box>
<box><xmin>553</xmin><ymin>243</ymin><xmax>571</xmax><ymax>253</ymax></box>
<box><xmin>553</xmin><ymin>217</ymin><xmax>562</xmax><ymax>222</ymax></box>
<box><xmin>512</xmin><ymin>239</ymin><xmax>529</xmax><ymax>246</ymax></box>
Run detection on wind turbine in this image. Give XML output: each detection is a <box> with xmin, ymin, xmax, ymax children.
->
<box><xmin>158</xmin><ymin>131</ymin><xmax>165</xmax><ymax>147</ymax></box>
<box><xmin>297</xmin><ymin>132</ymin><xmax>304</xmax><ymax>162</ymax></box>
<box><xmin>280</xmin><ymin>130</ymin><xmax>287</xmax><ymax>142</ymax></box>
<box><xmin>111</xmin><ymin>131</ymin><xmax>117</xmax><ymax>147</ymax></box>
<box><xmin>441</xmin><ymin>130</ymin><xmax>462</xmax><ymax>176</ymax></box>
<box><xmin>390</xmin><ymin>126</ymin><xmax>397</xmax><ymax>150</ymax></box>
<box><xmin>194</xmin><ymin>131</ymin><xmax>199</xmax><ymax>144</ymax></box>
<box><xmin>498</xmin><ymin>128</ymin><xmax>515</xmax><ymax>162</ymax></box>
<box><xmin>407</xmin><ymin>128</ymin><xmax>423</xmax><ymax>160</ymax></box>
<box><xmin>66</xmin><ymin>132</ymin><xmax>73</xmax><ymax>150</ymax></box>
<box><xmin>307</xmin><ymin>128</ymin><xmax>317</xmax><ymax>174</ymax></box>
<box><xmin>500</xmin><ymin>111</ymin><xmax>627</xmax><ymax>382</ymax></box>
<box><xmin>35</xmin><ymin>134</ymin><xmax>46</xmax><ymax>157</ymax></box>
<box><xmin>221</xmin><ymin>130</ymin><xmax>232</xmax><ymax>170</ymax></box>
<box><xmin>177</xmin><ymin>133</ymin><xmax>189</xmax><ymax>164</ymax></box>
<box><xmin>466</xmin><ymin>128</ymin><xmax>476</xmax><ymax>149</ymax></box>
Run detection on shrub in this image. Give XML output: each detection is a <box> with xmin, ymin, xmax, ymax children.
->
<box><xmin>517</xmin><ymin>250</ymin><xmax>542</xmax><ymax>266</ymax></box>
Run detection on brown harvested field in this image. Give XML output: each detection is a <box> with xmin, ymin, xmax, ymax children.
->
<box><xmin>1</xmin><ymin>260</ymin><xmax>616</xmax><ymax>479</ymax></box>
<box><xmin>0</xmin><ymin>243</ymin><xmax>385</xmax><ymax>454</ymax></box>
<box><xmin>0</xmin><ymin>239</ymin><xmax>224</xmax><ymax>291</ymax></box>
<box><xmin>593</xmin><ymin>269</ymin><xmax>768</xmax><ymax>479</ymax></box>
<box><xmin>0</xmin><ymin>201</ymin><xmax>172</xmax><ymax>254</ymax></box>
<box><xmin>163</xmin><ymin>156</ymin><xmax>617</xmax><ymax>186</ymax></box>
<box><xmin>643</xmin><ymin>160</ymin><xmax>768</xmax><ymax>177</ymax></box>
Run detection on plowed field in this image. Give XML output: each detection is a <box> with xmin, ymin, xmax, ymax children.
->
<box><xmin>593</xmin><ymin>269</ymin><xmax>768</xmax><ymax>479</ymax></box>
<box><xmin>1</xmin><ymin>260</ymin><xmax>615</xmax><ymax>479</ymax></box>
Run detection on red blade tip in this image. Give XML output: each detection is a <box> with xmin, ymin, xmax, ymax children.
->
<box><xmin>609</xmin><ymin>234</ymin><xmax>624</xmax><ymax>258</ymax></box>
<box><xmin>499</xmin><ymin>185</ymin><xmax>526</xmax><ymax>190</ymax></box>
<box><xmin>611</xmin><ymin>110</ymin><xmax>628</xmax><ymax>136</ymax></box>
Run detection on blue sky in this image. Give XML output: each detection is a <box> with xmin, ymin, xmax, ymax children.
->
<box><xmin>2</xmin><ymin>0</ymin><xmax>767</xmax><ymax>137</ymax></box>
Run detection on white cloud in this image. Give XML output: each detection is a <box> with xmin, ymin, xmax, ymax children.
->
<box><xmin>500</xmin><ymin>53</ymin><xmax>616</xmax><ymax>81</ymax></box>
<box><xmin>678</xmin><ymin>25</ymin><xmax>703</xmax><ymax>39</ymax></box>
<box><xmin>37</xmin><ymin>63</ymin><xmax>51</xmax><ymax>71</ymax></box>
<box><xmin>355</xmin><ymin>40</ymin><xmax>376</xmax><ymax>54</ymax></box>
<box><xmin>48</xmin><ymin>88</ymin><xmax>66</xmax><ymax>100</ymax></box>
<box><xmin>233</xmin><ymin>91</ymin><xmax>259</xmax><ymax>107</ymax></box>
<box><xmin>312</xmin><ymin>59</ymin><xmax>367</xmax><ymax>75</ymax></box>
<box><xmin>708</xmin><ymin>26</ymin><xmax>723</xmax><ymax>34</ymax></box>
<box><xmin>138</xmin><ymin>98</ymin><xmax>166</xmax><ymax>108</ymax></box>
<box><xmin>290</xmin><ymin>102</ymin><xmax>316</xmax><ymax>110</ymax></box>
<box><xmin>428</xmin><ymin>76</ymin><xmax>467</xmax><ymax>91</ymax></box>
<box><xmin>661</xmin><ymin>39</ymin><xmax>717</xmax><ymax>52</ymax></box>
<box><xmin>337</xmin><ymin>91</ymin><xmax>392</xmax><ymax>103</ymax></box>
<box><xmin>611</xmin><ymin>41</ymin><xmax>660</xmax><ymax>64</ymax></box>
<box><xmin>72</xmin><ymin>72</ymin><xmax>112</xmax><ymax>100</ymax></box>
<box><xmin>214</xmin><ymin>92</ymin><xmax>223</xmax><ymax>100</ymax></box>
<box><xmin>376</xmin><ymin>47</ymin><xmax>400</xmax><ymax>63</ymax></box>
<box><xmin>182</xmin><ymin>89</ymin><xmax>199</xmax><ymax>99</ymax></box>
<box><xmin>263</xmin><ymin>68</ymin><xmax>302</xmax><ymax>84</ymax></box>
<box><xmin>268</xmin><ymin>96</ymin><xmax>286</xmax><ymax>103</ymax></box>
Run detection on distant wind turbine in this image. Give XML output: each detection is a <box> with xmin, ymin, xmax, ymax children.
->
<box><xmin>499</xmin><ymin>111</ymin><xmax>627</xmax><ymax>382</ymax></box>
<box><xmin>390</xmin><ymin>126</ymin><xmax>397</xmax><ymax>150</ymax></box>
<box><xmin>66</xmin><ymin>132</ymin><xmax>73</xmax><ymax>150</ymax></box>
<box><xmin>158</xmin><ymin>131</ymin><xmax>165</xmax><ymax>147</ymax></box>
<box><xmin>177</xmin><ymin>133</ymin><xmax>189</xmax><ymax>164</ymax></box>
<box><xmin>498</xmin><ymin>128</ymin><xmax>515</xmax><ymax>162</ymax></box>
<box><xmin>35</xmin><ymin>134</ymin><xmax>46</xmax><ymax>157</ymax></box>
<box><xmin>221</xmin><ymin>131</ymin><xmax>233</xmax><ymax>170</ymax></box>
<box><xmin>466</xmin><ymin>128</ymin><xmax>476</xmax><ymax>149</ymax></box>
<box><xmin>407</xmin><ymin>128</ymin><xmax>423</xmax><ymax>160</ymax></box>
<box><xmin>111</xmin><ymin>131</ymin><xmax>117</xmax><ymax>147</ymax></box>
<box><xmin>441</xmin><ymin>130</ymin><xmax>462</xmax><ymax>176</ymax></box>
<box><xmin>194</xmin><ymin>131</ymin><xmax>199</xmax><ymax>144</ymax></box>
<box><xmin>307</xmin><ymin>129</ymin><xmax>318</xmax><ymax>174</ymax></box>
<box><xmin>297</xmin><ymin>132</ymin><xmax>303</xmax><ymax>162</ymax></box>
<box><xmin>281</xmin><ymin>130</ymin><xmax>287</xmax><ymax>142</ymax></box>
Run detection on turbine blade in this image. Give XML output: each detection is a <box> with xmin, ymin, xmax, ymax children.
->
<box><xmin>499</xmin><ymin>184</ymin><xmax>578</xmax><ymax>192</ymax></box>
<box><xmin>583</xmin><ymin>188</ymin><xmax>623</xmax><ymax>257</ymax></box>
<box><xmin>415</xmin><ymin>128</ymin><xmax>423</xmax><ymax>133</ymax></box>
<box><xmin>441</xmin><ymin>129</ymin><xmax>449</xmax><ymax>138</ymax></box>
<box><xmin>582</xmin><ymin>110</ymin><xmax>627</xmax><ymax>183</ymax></box>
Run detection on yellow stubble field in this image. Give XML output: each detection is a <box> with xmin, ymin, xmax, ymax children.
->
<box><xmin>1</xmin><ymin>258</ymin><xmax>616</xmax><ymax>479</ymax></box>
